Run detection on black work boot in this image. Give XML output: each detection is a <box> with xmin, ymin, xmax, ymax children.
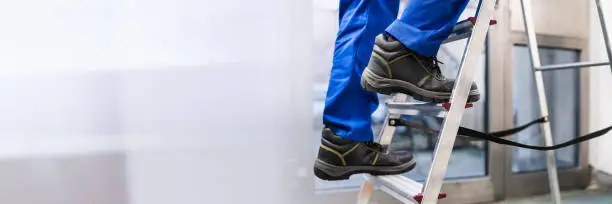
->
<box><xmin>314</xmin><ymin>128</ymin><xmax>416</xmax><ymax>181</ymax></box>
<box><xmin>361</xmin><ymin>34</ymin><xmax>480</xmax><ymax>103</ymax></box>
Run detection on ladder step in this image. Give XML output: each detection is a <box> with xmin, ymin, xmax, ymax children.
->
<box><xmin>387</xmin><ymin>102</ymin><xmax>444</xmax><ymax>111</ymax></box>
<box><xmin>443</xmin><ymin>17</ymin><xmax>497</xmax><ymax>44</ymax></box>
<box><xmin>441</xmin><ymin>102</ymin><xmax>473</xmax><ymax>111</ymax></box>
<box><xmin>413</xmin><ymin>193</ymin><xmax>448</xmax><ymax>203</ymax></box>
<box><xmin>537</xmin><ymin>61</ymin><xmax>610</xmax><ymax>71</ymax></box>
<box><xmin>386</xmin><ymin>102</ymin><xmax>446</xmax><ymax>117</ymax></box>
<box><xmin>386</xmin><ymin>102</ymin><xmax>473</xmax><ymax>116</ymax></box>
<box><xmin>365</xmin><ymin>175</ymin><xmax>446</xmax><ymax>203</ymax></box>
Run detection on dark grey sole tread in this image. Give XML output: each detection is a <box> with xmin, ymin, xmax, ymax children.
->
<box><xmin>314</xmin><ymin>162</ymin><xmax>417</xmax><ymax>181</ymax></box>
<box><xmin>360</xmin><ymin>72</ymin><xmax>480</xmax><ymax>103</ymax></box>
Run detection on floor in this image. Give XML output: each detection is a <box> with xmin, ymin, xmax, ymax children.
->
<box><xmin>495</xmin><ymin>190</ymin><xmax>612</xmax><ymax>204</ymax></box>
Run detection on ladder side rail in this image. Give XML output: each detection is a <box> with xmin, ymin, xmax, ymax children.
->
<box><xmin>518</xmin><ymin>0</ymin><xmax>561</xmax><ymax>203</ymax></box>
<box><xmin>379</xmin><ymin>185</ymin><xmax>418</xmax><ymax>203</ymax></box>
<box><xmin>595</xmin><ymin>0</ymin><xmax>612</xmax><ymax>73</ymax></box>
<box><xmin>379</xmin><ymin>94</ymin><xmax>409</xmax><ymax>146</ymax></box>
<box><xmin>356</xmin><ymin>181</ymin><xmax>375</xmax><ymax>204</ymax></box>
<box><xmin>420</xmin><ymin>0</ymin><xmax>497</xmax><ymax>203</ymax></box>
<box><xmin>538</xmin><ymin>61</ymin><xmax>610</xmax><ymax>71</ymax></box>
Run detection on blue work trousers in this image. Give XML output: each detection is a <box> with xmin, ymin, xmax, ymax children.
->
<box><xmin>323</xmin><ymin>0</ymin><xmax>471</xmax><ymax>141</ymax></box>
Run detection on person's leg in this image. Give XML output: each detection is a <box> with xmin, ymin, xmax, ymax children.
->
<box><xmin>361</xmin><ymin>0</ymin><xmax>480</xmax><ymax>103</ymax></box>
<box><xmin>315</xmin><ymin>0</ymin><xmax>416</xmax><ymax>181</ymax></box>
<box><xmin>322</xmin><ymin>0</ymin><xmax>398</xmax><ymax>142</ymax></box>
<box><xmin>387</xmin><ymin>0</ymin><xmax>472</xmax><ymax>56</ymax></box>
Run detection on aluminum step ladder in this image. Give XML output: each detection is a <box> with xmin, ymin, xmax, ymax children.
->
<box><xmin>518</xmin><ymin>0</ymin><xmax>612</xmax><ymax>203</ymax></box>
<box><xmin>356</xmin><ymin>0</ymin><xmax>498</xmax><ymax>203</ymax></box>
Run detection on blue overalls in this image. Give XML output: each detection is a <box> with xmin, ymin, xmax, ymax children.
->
<box><xmin>323</xmin><ymin>0</ymin><xmax>471</xmax><ymax>142</ymax></box>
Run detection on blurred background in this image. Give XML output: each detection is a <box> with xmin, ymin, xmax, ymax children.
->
<box><xmin>0</xmin><ymin>0</ymin><xmax>611</xmax><ymax>203</ymax></box>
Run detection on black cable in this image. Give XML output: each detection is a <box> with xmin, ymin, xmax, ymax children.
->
<box><xmin>392</xmin><ymin>117</ymin><xmax>612</xmax><ymax>151</ymax></box>
<box><xmin>457</xmin><ymin>125</ymin><xmax>612</xmax><ymax>150</ymax></box>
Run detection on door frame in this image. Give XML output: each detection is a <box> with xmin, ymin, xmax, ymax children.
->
<box><xmin>495</xmin><ymin>0</ymin><xmax>592</xmax><ymax>197</ymax></box>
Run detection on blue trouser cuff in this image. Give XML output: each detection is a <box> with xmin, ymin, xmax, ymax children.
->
<box><xmin>385</xmin><ymin>20</ymin><xmax>444</xmax><ymax>57</ymax></box>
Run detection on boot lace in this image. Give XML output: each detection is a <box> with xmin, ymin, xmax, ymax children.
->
<box><xmin>419</xmin><ymin>56</ymin><xmax>446</xmax><ymax>80</ymax></box>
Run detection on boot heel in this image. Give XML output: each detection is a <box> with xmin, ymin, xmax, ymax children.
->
<box><xmin>314</xmin><ymin>167</ymin><xmax>350</xmax><ymax>181</ymax></box>
<box><xmin>361</xmin><ymin>72</ymin><xmax>394</xmax><ymax>95</ymax></box>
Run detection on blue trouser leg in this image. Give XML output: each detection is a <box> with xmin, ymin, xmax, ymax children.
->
<box><xmin>386</xmin><ymin>0</ymin><xmax>471</xmax><ymax>56</ymax></box>
<box><xmin>323</xmin><ymin>0</ymin><xmax>470</xmax><ymax>142</ymax></box>
<box><xmin>323</xmin><ymin>0</ymin><xmax>399</xmax><ymax>142</ymax></box>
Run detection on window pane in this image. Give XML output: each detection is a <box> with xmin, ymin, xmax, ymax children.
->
<box><xmin>511</xmin><ymin>46</ymin><xmax>580</xmax><ymax>173</ymax></box>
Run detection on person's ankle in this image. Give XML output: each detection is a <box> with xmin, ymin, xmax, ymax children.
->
<box><xmin>384</xmin><ymin>32</ymin><xmax>397</xmax><ymax>41</ymax></box>
<box><xmin>322</xmin><ymin>126</ymin><xmax>373</xmax><ymax>144</ymax></box>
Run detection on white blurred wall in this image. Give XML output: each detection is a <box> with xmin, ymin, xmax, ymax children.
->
<box><xmin>0</xmin><ymin>0</ymin><xmax>312</xmax><ymax>204</ymax></box>
<box><xmin>588</xmin><ymin>0</ymin><xmax>612</xmax><ymax>175</ymax></box>
<box><xmin>8</xmin><ymin>0</ymin><xmax>612</xmax><ymax>203</ymax></box>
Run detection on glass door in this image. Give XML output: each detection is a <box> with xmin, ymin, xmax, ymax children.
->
<box><xmin>503</xmin><ymin>43</ymin><xmax>591</xmax><ymax>198</ymax></box>
<box><xmin>496</xmin><ymin>0</ymin><xmax>592</xmax><ymax>199</ymax></box>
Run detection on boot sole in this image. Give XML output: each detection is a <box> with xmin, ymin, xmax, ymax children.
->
<box><xmin>361</xmin><ymin>69</ymin><xmax>480</xmax><ymax>103</ymax></box>
<box><xmin>313</xmin><ymin>159</ymin><xmax>417</xmax><ymax>181</ymax></box>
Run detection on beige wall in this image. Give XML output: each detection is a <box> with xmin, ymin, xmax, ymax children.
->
<box><xmin>510</xmin><ymin>0</ymin><xmax>589</xmax><ymax>39</ymax></box>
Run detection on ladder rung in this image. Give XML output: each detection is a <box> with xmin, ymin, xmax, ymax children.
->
<box><xmin>365</xmin><ymin>175</ymin><xmax>447</xmax><ymax>203</ymax></box>
<box><xmin>443</xmin><ymin>17</ymin><xmax>497</xmax><ymax>44</ymax></box>
<box><xmin>386</xmin><ymin>102</ymin><xmax>444</xmax><ymax>111</ymax></box>
<box><xmin>452</xmin><ymin>18</ymin><xmax>477</xmax><ymax>33</ymax></box>
<box><xmin>537</xmin><ymin>61</ymin><xmax>610</xmax><ymax>71</ymax></box>
<box><xmin>386</xmin><ymin>102</ymin><xmax>474</xmax><ymax>117</ymax></box>
<box><xmin>386</xmin><ymin>102</ymin><xmax>446</xmax><ymax>117</ymax></box>
<box><xmin>443</xmin><ymin>32</ymin><xmax>472</xmax><ymax>44</ymax></box>
<box><xmin>442</xmin><ymin>102</ymin><xmax>473</xmax><ymax>111</ymax></box>
<box><xmin>378</xmin><ymin>185</ymin><xmax>417</xmax><ymax>203</ymax></box>
<box><xmin>365</xmin><ymin>175</ymin><xmax>422</xmax><ymax>202</ymax></box>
